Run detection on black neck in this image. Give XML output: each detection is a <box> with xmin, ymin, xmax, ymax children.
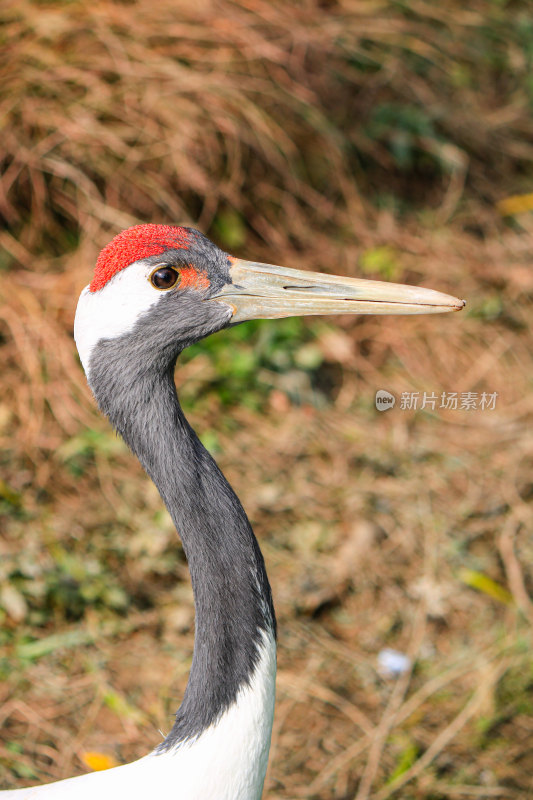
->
<box><xmin>89</xmin><ymin>345</ymin><xmax>275</xmax><ymax>747</ymax></box>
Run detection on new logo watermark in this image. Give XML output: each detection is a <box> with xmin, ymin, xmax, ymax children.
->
<box><xmin>375</xmin><ymin>389</ymin><xmax>396</xmax><ymax>411</ymax></box>
<box><xmin>375</xmin><ymin>390</ymin><xmax>498</xmax><ymax>412</ymax></box>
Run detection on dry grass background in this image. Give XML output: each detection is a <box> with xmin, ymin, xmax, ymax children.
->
<box><xmin>1</xmin><ymin>0</ymin><xmax>533</xmax><ymax>798</ymax></box>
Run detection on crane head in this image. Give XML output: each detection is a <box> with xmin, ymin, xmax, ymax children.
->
<box><xmin>75</xmin><ymin>224</ymin><xmax>464</xmax><ymax>380</ymax></box>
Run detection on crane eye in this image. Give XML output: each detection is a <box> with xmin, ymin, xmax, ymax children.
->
<box><xmin>150</xmin><ymin>266</ymin><xmax>180</xmax><ymax>290</ymax></box>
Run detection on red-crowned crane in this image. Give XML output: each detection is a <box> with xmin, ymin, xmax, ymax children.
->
<box><xmin>2</xmin><ymin>225</ymin><xmax>464</xmax><ymax>799</ymax></box>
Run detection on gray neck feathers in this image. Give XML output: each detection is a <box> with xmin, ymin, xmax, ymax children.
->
<box><xmin>88</xmin><ymin>332</ymin><xmax>275</xmax><ymax>747</ymax></box>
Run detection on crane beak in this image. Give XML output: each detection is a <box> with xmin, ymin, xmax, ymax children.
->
<box><xmin>210</xmin><ymin>258</ymin><xmax>465</xmax><ymax>322</ymax></box>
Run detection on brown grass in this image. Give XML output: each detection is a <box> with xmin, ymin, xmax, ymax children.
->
<box><xmin>1</xmin><ymin>1</ymin><xmax>533</xmax><ymax>798</ymax></box>
<box><xmin>2</xmin><ymin>0</ymin><xmax>533</xmax><ymax>258</ymax></box>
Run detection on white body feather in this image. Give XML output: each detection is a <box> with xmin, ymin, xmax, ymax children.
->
<box><xmin>1</xmin><ymin>634</ymin><xmax>276</xmax><ymax>800</ymax></box>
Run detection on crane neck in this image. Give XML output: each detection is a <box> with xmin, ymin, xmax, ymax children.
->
<box><xmin>87</xmin><ymin>345</ymin><xmax>276</xmax><ymax>751</ymax></box>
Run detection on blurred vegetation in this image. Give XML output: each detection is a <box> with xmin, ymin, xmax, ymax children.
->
<box><xmin>2</xmin><ymin>0</ymin><xmax>533</xmax><ymax>261</ymax></box>
<box><xmin>1</xmin><ymin>0</ymin><xmax>533</xmax><ymax>798</ymax></box>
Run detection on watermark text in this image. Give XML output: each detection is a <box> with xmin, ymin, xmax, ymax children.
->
<box><xmin>375</xmin><ymin>390</ymin><xmax>498</xmax><ymax>412</ymax></box>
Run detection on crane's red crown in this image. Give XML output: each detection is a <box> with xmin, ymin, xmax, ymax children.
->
<box><xmin>90</xmin><ymin>224</ymin><xmax>191</xmax><ymax>292</ymax></box>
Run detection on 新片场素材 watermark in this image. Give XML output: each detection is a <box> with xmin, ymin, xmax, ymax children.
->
<box><xmin>375</xmin><ymin>390</ymin><xmax>498</xmax><ymax>412</ymax></box>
